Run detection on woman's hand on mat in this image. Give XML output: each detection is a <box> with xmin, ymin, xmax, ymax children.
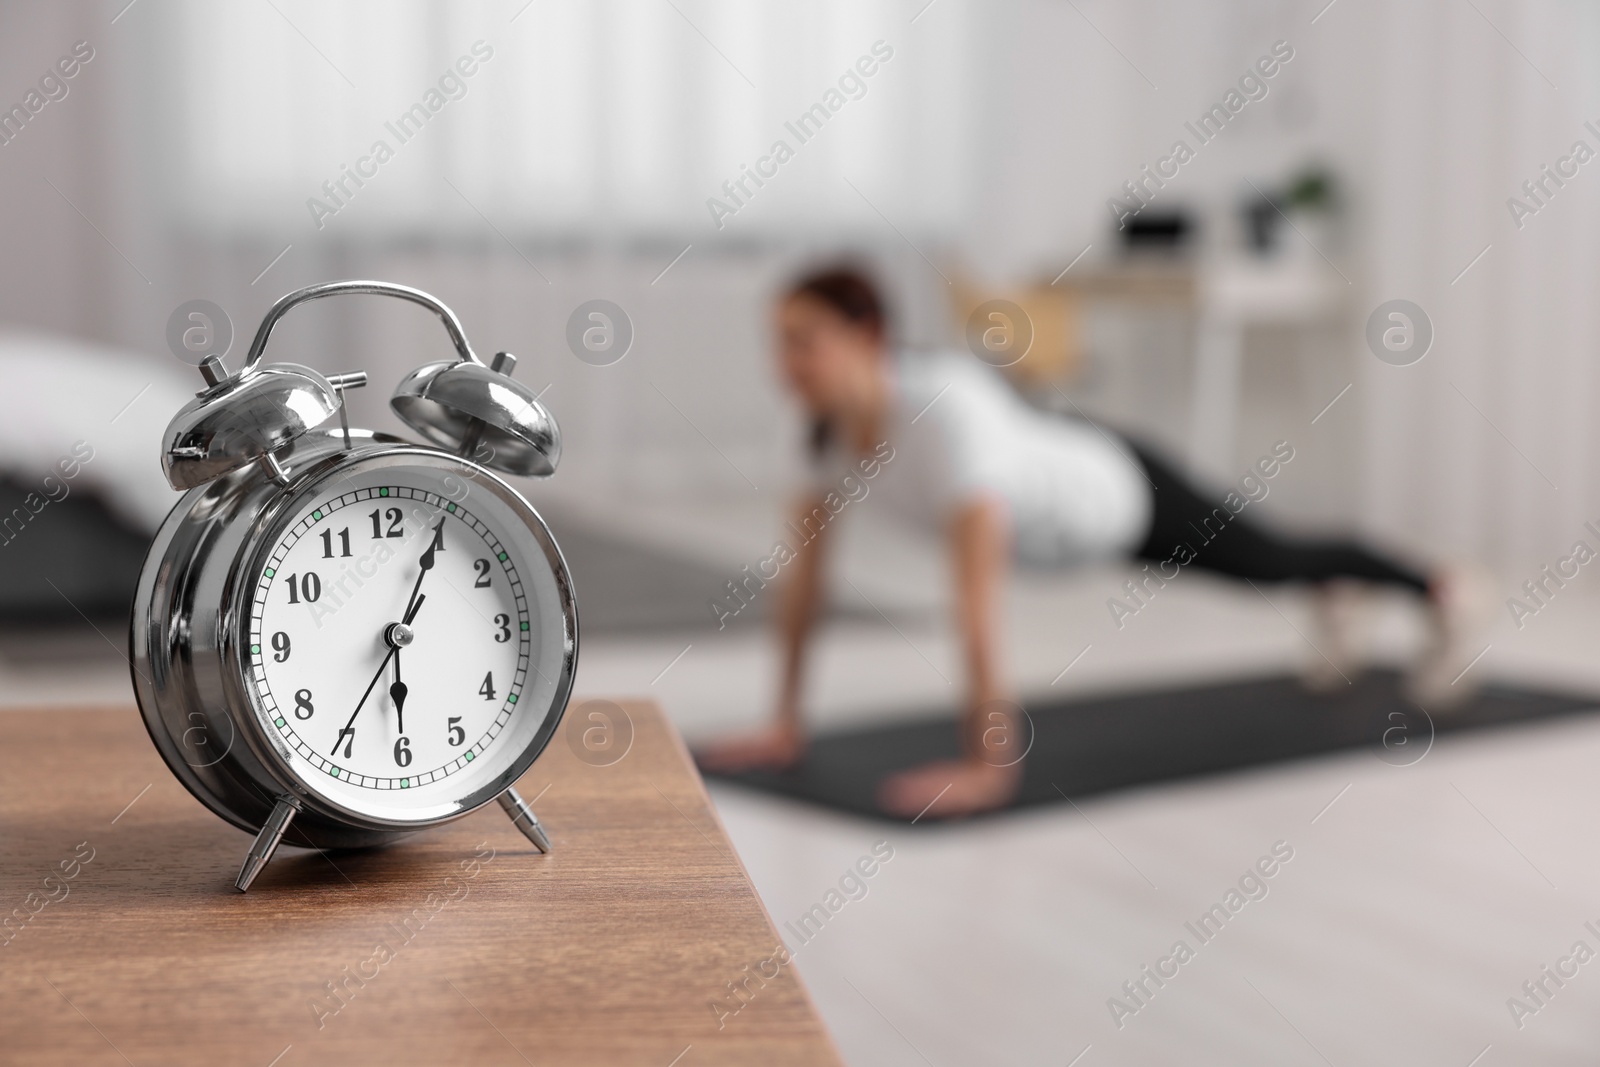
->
<box><xmin>696</xmin><ymin>721</ymin><xmax>806</xmax><ymax>774</ymax></box>
<box><xmin>878</xmin><ymin>759</ymin><xmax>1021</xmax><ymax>820</ymax></box>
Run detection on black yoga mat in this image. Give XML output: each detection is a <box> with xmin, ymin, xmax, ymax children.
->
<box><xmin>700</xmin><ymin>671</ymin><xmax>1599</xmax><ymax>822</ymax></box>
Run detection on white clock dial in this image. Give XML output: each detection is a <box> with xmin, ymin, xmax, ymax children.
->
<box><xmin>245</xmin><ymin>465</ymin><xmax>563</xmax><ymax>818</ymax></box>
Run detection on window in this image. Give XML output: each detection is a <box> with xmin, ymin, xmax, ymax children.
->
<box><xmin>160</xmin><ymin>0</ymin><xmax>975</xmax><ymax>241</ymax></box>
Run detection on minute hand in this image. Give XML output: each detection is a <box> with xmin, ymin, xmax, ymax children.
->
<box><xmin>400</xmin><ymin>519</ymin><xmax>445</xmax><ymax>623</ymax></box>
<box><xmin>331</xmin><ymin>593</ymin><xmax>426</xmax><ymax>754</ymax></box>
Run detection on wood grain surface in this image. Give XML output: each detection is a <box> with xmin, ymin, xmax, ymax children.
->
<box><xmin>0</xmin><ymin>701</ymin><xmax>842</xmax><ymax>1066</ymax></box>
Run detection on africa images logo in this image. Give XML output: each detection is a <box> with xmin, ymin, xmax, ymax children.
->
<box><xmin>305</xmin><ymin>42</ymin><xmax>494</xmax><ymax>230</ymax></box>
<box><xmin>704</xmin><ymin>40</ymin><xmax>895</xmax><ymax>229</ymax></box>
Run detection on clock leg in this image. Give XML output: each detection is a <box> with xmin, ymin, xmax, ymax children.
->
<box><xmin>497</xmin><ymin>787</ymin><xmax>551</xmax><ymax>853</ymax></box>
<box><xmin>235</xmin><ymin>796</ymin><xmax>301</xmax><ymax>892</ymax></box>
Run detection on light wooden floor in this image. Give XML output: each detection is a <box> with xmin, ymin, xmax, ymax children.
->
<box><xmin>714</xmin><ymin>712</ymin><xmax>1600</xmax><ymax>1066</ymax></box>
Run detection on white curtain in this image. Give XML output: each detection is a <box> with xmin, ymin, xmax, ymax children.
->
<box><xmin>1360</xmin><ymin>0</ymin><xmax>1600</xmax><ymax>571</ymax></box>
<box><xmin>158</xmin><ymin>0</ymin><xmax>973</xmax><ymax>240</ymax></box>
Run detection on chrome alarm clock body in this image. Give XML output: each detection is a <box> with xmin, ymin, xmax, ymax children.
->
<box><xmin>129</xmin><ymin>281</ymin><xmax>577</xmax><ymax>890</ymax></box>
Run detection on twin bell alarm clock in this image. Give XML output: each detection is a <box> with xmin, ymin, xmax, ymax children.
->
<box><xmin>131</xmin><ymin>281</ymin><xmax>578</xmax><ymax>891</ymax></box>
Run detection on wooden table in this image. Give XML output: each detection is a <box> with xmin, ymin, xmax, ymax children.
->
<box><xmin>0</xmin><ymin>701</ymin><xmax>842</xmax><ymax>1066</ymax></box>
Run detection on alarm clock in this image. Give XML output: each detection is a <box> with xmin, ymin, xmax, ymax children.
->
<box><xmin>130</xmin><ymin>281</ymin><xmax>578</xmax><ymax>892</ymax></box>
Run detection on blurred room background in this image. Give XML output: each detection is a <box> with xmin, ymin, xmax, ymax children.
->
<box><xmin>6</xmin><ymin>0</ymin><xmax>1600</xmax><ymax>1062</ymax></box>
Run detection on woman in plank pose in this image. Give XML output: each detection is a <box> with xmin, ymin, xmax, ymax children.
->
<box><xmin>700</xmin><ymin>266</ymin><xmax>1486</xmax><ymax>818</ymax></box>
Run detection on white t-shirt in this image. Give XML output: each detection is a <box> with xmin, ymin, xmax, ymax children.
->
<box><xmin>813</xmin><ymin>350</ymin><xmax>1151</xmax><ymax>567</ymax></box>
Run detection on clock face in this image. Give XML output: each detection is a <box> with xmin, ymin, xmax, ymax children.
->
<box><xmin>244</xmin><ymin>458</ymin><xmax>572</xmax><ymax>822</ymax></box>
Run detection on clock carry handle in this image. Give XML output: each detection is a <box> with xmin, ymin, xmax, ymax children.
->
<box><xmin>241</xmin><ymin>280</ymin><xmax>482</xmax><ymax>374</ymax></box>
<box><xmin>241</xmin><ymin>279</ymin><xmax>562</xmax><ymax>478</ymax></box>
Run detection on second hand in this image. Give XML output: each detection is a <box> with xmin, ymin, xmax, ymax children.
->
<box><xmin>333</xmin><ymin>592</ymin><xmax>425</xmax><ymax>754</ymax></box>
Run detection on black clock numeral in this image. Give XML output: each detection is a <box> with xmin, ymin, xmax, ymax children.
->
<box><xmin>271</xmin><ymin>631</ymin><xmax>291</xmax><ymax>662</ymax></box>
<box><xmin>447</xmin><ymin>717</ymin><xmax>465</xmax><ymax>747</ymax></box>
<box><xmin>284</xmin><ymin>572</ymin><xmax>321</xmax><ymax>604</ymax></box>
<box><xmin>493</xmin><ymin>614</ymin><xmax>511</xmax><ymax>643</ymax></box>
<box><xmin>473</xmin><ymin>558</ymin><xmax>492</xmax><ymax>588</ymax></box>
<box><xmin>393</xmin><ymin>736</ymin><xmax>412</xmax><ymax>767</ymax></box>
<box><xmin>479</xmin><ymin>672</ymin><xmax>496</xmax><ymax>701</ymax></box>
<box><xmin>431</xmin><ymin>521</ymin><xmax>446</xmax><ymax>552</ymax></box>
<box><xmin>320</xmin><ymin>527</ymin><xmax>352</xmax><ymax>558</ymax></box>
<box><xmin>293</xmin><ymin>688</ymin><xmax>314</xmax><ymax>720</ymax></box>
<box><xmin>369</xmin><ymin>507</ymin><xmax>404</xmax><ymax>539</ymax></box>
<box><xmin>334</xmin><ymin>727</ymin><xmax>355</xmax><ymax>759</ymax></box>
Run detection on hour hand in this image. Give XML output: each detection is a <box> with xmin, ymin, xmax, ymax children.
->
<box><xmin>387</xmin><ymin>618</ymin><xmax>414</xmax><ymax>734</ymax></box>
<box><xmin>389</xmin><ymin>673</ymin><xmax>408</xmax><ymax>736</ymax></box>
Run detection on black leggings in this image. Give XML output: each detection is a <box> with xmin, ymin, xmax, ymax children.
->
<box><xmin>1128</xmin><ymin>442</ymin><xmax>1430</xmax><ymax>594</ymax></box>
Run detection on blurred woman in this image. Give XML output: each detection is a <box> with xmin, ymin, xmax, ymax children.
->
<box><xmin>699</xmin><ymin>266</ymin><xmax>1486</xmax><ymax>819</ymax></box>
